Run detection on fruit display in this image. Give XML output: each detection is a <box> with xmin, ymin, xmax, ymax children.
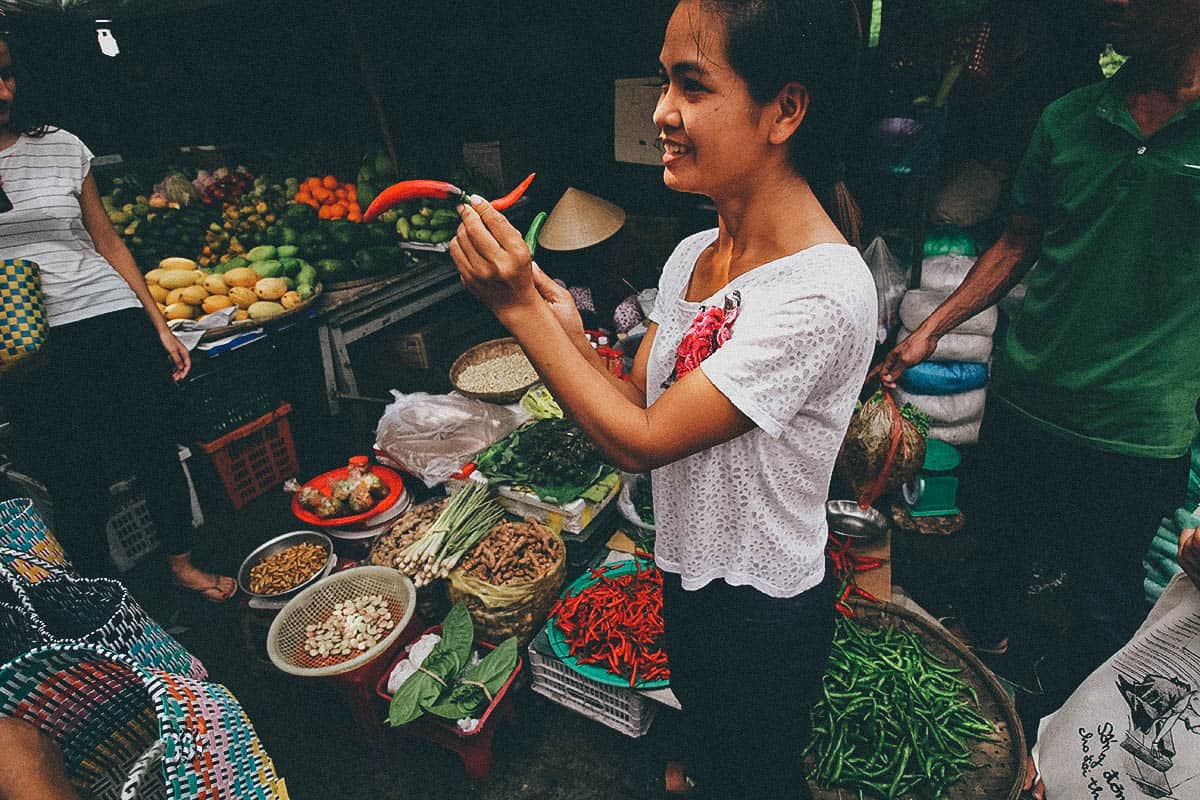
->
<box><xmin>145</xmin><ymin>250</ymin><xmax>316</xmax><ymax>326</ymax></box>
<box><xmin>100</xmin><ymin>157</ymin><xmax>424</xmax><ymax>285</ymax></box>
<box><xmin>294</xmin><ymin>175</ymin><xmax>363</xmax><ymax>221</ymax></box>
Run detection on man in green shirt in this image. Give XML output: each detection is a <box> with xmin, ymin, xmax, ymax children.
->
<box><xmin>882</xmin><ymin>0</ymin><xmax>1200</xmax><ymax>725</ymax></box>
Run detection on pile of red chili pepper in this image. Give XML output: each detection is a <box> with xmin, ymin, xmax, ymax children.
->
<box><xmin>827</xmin><ymin>533</ymin><xmax>883</xmax><ymax>617</ymax></box>
<box><xmin>548</xmin><ymin>560</ymin><xmax>669</xmax><ymax>688</ymax></box>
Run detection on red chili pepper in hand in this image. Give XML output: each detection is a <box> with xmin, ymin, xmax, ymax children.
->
<box><xmin>362</xmin><ymin>172</ymin><xmax>536</xmax><ymax>222</ymax></box>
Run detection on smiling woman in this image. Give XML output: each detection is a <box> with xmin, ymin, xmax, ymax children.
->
<box><xmin>448</xmin><ymin>2</ymin><xmax>876</xmax><ymax>798</ymax></box>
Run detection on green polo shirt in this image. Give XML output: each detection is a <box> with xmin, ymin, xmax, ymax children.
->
<box><xmin>994</xmin><ymin>68</ymin><xmax>1200</xmax><ymax>458</ymax></box>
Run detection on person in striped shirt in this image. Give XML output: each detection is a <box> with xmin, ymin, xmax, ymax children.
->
<box><xmin>0</xmin><ymin>35</ymin><xmax>234</xmax><ymax>602</ymax></box>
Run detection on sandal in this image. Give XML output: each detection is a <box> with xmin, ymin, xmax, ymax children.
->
<box><xmin>174</xmin><ymin>574</ymin><xmax>237</xmax><ymax>604</ymax></box>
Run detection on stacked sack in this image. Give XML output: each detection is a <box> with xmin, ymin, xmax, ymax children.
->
<box><xmin>894</xmin><ymin>227</ymin><xmax>993</xmax><ymax>446</ymax></box>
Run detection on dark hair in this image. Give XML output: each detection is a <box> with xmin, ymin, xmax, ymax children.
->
<box><xmin>0</xmin><ymin>34</ymin><xmax>53</xmax><ymax>138</ymax></box>
<box><xmin>701</xmin><ymin>0</ymin><xmax>864</xmax><ymax>246</ymax></box>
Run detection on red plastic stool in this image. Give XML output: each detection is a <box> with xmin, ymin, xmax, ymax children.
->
<box><xmin>374</xmin><ymin>625</ymin><xmax>523</xmax><ymax>779</ymax></box>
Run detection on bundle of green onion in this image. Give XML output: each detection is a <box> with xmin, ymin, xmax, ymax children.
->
<box><xmin>399</xmin><ymin>484</ymin><xmax>506</xmax><ymax>588</ymax></box>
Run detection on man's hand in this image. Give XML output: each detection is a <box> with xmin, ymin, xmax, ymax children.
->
<box><xmin>1022</xmin><ymin>755</ymin><xmax>1046</xmax><ymax>800</ymax></box>
<box><xmin>879</xmin><ymin>328</ymin><xmax>938</xmax><ymax>388</ymax></box>
<box><xmin>1179</xmin><ymin>526</ymin><xmax>1200</xmax><ymax>587</ymax></box>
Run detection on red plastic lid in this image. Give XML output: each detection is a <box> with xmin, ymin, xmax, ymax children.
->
<box><xmin>349</xmin><ymin>455</ymin><xmax>369</xmax><ymax>467</ymax></box>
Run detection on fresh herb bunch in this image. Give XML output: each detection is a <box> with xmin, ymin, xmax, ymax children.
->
<box><xmin>899</xmin><ymin>403</ymin><xmax>932</xmax><ymax>437</ymax></box>
<box><xmin>476</xmin><ymin>418</ymin><xmax>610</xmax><ymax>492</ymax></box>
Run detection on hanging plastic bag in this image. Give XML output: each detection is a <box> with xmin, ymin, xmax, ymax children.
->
<box><xmin>373</xmin><ymin>391</ymin><xmax>525</xmax><ymax>487</ymax></box>
<box><xmin>835</xmin><ymin>387</ymin><xmax>929</xmax><ymax>506</ymax></box>
<box><xmin>862</xmin><ymin>236</ymin><xmax>908</xmax><ymax>343</ymax></box>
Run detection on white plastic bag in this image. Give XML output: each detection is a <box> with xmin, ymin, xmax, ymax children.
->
<box><xmin>863</xmin><ymin>236</ymin><xmax>908</xmax><ymax>343</ymax></box>
<box><xmin>373</xmin><ymin>391</ymin><xmax>525</xmax><ymax>487</ymax></box>
<box><xmin>1034</xmin><ymin>573</ymin><xmax>1200</xmax><ymax>800</ymax></box>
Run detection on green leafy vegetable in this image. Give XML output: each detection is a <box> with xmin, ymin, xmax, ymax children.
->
<box><xmin>387</xmin><ymin>603</ymin><xmax>474</xmax><ymax>727</ymax></box>
<box><xmin>425</xmin><ymin>637</ymin><xmax>518</xmax><ymax>720</ymax></box>
<box><xmin>474</xmin><ymin>418</ymin><xmax>614</xmax><ymax>504</ymax></box>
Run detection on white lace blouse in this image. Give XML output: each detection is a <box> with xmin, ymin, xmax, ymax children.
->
<box><xmin>646</xmin><ymin>230</ymin><xmax>877</xmax><ymax>597</ymax></box>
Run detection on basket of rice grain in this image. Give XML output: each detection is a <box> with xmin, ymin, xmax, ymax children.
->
<box><xmin>450</xmin><ymin>338</ymin><xmax>540</xmax><ymax>404</ymax></box>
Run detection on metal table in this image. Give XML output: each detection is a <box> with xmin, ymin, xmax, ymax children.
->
<box><xmin>315</xmin><ymin>257</ymin><xmax>463</xmax><ymax>415</ymax></box>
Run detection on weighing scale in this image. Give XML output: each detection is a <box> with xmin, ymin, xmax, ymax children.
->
<box><xmin>902</xmin><ymin>438</ymin><xmax>961</xmax><ymax>517</ymax></box>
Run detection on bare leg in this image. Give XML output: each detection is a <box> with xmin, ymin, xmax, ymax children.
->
<box><xmin>168</xmin><ymin>552</ymin><xmax>236</xmax><ymax>603</ymax></box>
<box><xmin>0</xmin><ymin>718</ymin><xmax>80</xmax><ymax>800</ymax></box>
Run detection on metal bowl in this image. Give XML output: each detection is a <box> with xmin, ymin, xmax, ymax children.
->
<box><xmin>826</xmin><ymin>500</ymin><xmax>889</xmax><ymax>544</ymax></box>
<box><xmin>237</xmin><ymin>530</ymin><xmax>334</xmax><ymax>599</ymax></box>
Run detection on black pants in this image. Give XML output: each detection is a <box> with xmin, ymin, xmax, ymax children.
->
<box><xmin>661</xmin><ymin>568</ymin><xmax>836</xmax><ymax>800</ymax></box>
<box><xmin>0</xmin><ymin>309</ymin><xmax>192</xmax><ymax>576</ymax></box>
<box><xmin>961</xmin><ymin>401</ymin><xmax>1188</xmax><ymax>715</ymax></box>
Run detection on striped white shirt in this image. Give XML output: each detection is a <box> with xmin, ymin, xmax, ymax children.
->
<box><xmin>0</xmin><ymin>128</ymin><xmax>139</xmax><ymax>326</ymax></box>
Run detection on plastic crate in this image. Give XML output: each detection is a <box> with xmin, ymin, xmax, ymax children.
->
<box><xmin>181</xmin><ymin>362</ymin><xmax>278</xmax><ymax>441</ymax></box>
<box><xmin>104</xmin><ymin>493</ymin><xmax>160</xmax><ymax>573</ymax></box>
<box><xmin>527</xmin><ymin>645</ymin><xmax>658</xmax><ymax>737</ymax></box>
<box><xmin>199</xmin><ymin>403</ymin><xmax>298</xmax><ymax>511</ymax></box>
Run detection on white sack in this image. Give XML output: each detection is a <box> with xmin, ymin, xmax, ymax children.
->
<box><xmin>920</xmin><ymin>254</ymin><xmax>977</xmax><ymax>294</ymax></box>
<box><xmin>898</xmin><ymin>326</ymin><xmax>994</xmax><ymax>363</ymax></box>
<box><xmin>893</xmin><ymin>386</ymin><xmax>987</xmax><ymax>426</ymax></box>
<box><xmin>929</xmin><ymin>416</ymin><xmax>983</xmax><ymax>446</ymax></box>
<box><xmin>901</xmin><ymin>289</ymin><xmax>998</xmax><ymax>337</ymax></box>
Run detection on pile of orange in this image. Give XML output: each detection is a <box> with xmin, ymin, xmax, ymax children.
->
<box><xmin>294</xmin><ymin>175</ymin><xmax>362</xmax><ymax>221</ymax></box>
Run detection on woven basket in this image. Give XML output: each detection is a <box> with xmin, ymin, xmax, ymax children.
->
<box><xmin>0</xmin><ymin>259</ymin><xmax>48</xmax><ymax>373</ymax></box>
<box><xmin>0</xmin><ymin>643</ymin><xmax>284</xmax><ymax>800</ymax></box>
<box><xmin>808</xmin><ymin>599</ymin><xmax>1026</xmax><ymax>800</ymax></box>
<box><xmin>0</xmin><ymin>547</ymin><xmax>204</xmax><ymax>680</ymax></box>
<box><xmin>449</xmin><ymin>337</ymin><xmax>539</xmax><ymax>404</ymax></box>
<box><xmin>0</xmin><ymin>600</ymin><xmax>43</xmax><ymax>664</ymax></box>
<box><xmin>0</xmin><ymin>497</ymin><xmax>73</xmax><ymax>583</ymax></box>
<box><xmin>447</xmin><ymin>522</ymin><xmax>565</xmax><ymax>647</ymax></box>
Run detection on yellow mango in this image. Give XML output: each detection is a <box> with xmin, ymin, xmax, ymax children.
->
<box><xmin>158</xmin><ymin>257</ymin><xmax>197</xmax><ymax>271</ymax></box>
<box><xmin>224</xmin><ymin>267</ymin><xmax>259</xmax><ymax>288</ymax></box>
<box><xmin>202</xmin><ymin>274</ymin><xmax>228</xmax><ymax>295</ymax></box>
<box><xmin>158</xmin><ymin>269</ymin><xmax>200</xmax><ymax>290</ymax></box>
<box><xmin>254</xmin><ymin>277</ymin><xmax>288</xmax><ymax>301</ymax></box>
<box><xmin>228</xmin><ymin>286</ymin><xmax>257</xmax><ymax>309</ymax></box>
<box><xmin>144</xmin><ymin>268</ymin><xmax>165</xmax><ymax>285</ymax></box>
<box><xmin>164</xmin><ymin>303</ymin><xmax>195</xmax><ymax>320</ymax></box>
<box><xmin>280</xmin><ymin>291</ymin><xmax>303</xmax><ymax>310</ymax></box>
<box><xmin>202</xmin><ymin>294</ymin><xmax>235</xmax><ymax>313</ymax></box>
<box><xmin>148</xmin><ymin>284</ymin><xmax>169</xmax><ymax>303</ymax></box>
<box><xmin>179</xmin><ymin>285</ymin><xmax>209</xmax><ymax>306</ymax></box>
<box><xmin>248</xmin><ymin>301</ymin><xmax>285</xmax><ymax>321</ymax></box>
<box><xmin>165</xmin><ymin>288</ymin><xmax>187</xmax><ymax>306</ymax></box>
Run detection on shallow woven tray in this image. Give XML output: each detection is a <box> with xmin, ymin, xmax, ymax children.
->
<box><xmin>449</xmin><ymin>337</ymin><xmax>539</xmax><ymax>404</ymax></box>
<box><xmin>808</xmin><ymin>598</ymin><xmax>1025</xmax><ymax>800</ymax></box>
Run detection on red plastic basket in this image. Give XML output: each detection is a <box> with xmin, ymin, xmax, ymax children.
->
<box><xmin>374</xmin><ymin>624</ymin><xmax>522</xmax><ymax>779</ymax></box>
<box><xmin>199</xmin><ymin>403</ymin><xmax>298</xmax><ymax>510</ymax></box>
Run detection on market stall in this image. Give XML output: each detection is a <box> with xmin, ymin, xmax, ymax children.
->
<box><xmin>2</xmin><ymin>0</ymin><xmax>1164</xmax><ymax>797</ymax></box>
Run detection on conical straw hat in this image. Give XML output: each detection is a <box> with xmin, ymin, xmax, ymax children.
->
<box><xmin>538</xmin><ymin>188</ymin><xmax>627</xmax><ymax>251</ymax></box>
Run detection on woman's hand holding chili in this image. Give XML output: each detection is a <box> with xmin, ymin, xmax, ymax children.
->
<box><xmin>450</xmin><ymin>196</ymin><xmax>541</xmax><ymax>324</ymax></box>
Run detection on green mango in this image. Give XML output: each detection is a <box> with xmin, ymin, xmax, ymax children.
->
<box><xmin>409</xmin><ymin>213</ymin><xmax>428</xmax><ymax>228</ymax></box>
<box><xmin>246</xmin><ymin>245</ymin><xmax>278</xmax><ymax>262</ymax></box>
<box><xmin>252</xmin><ymin>259</ymin><xmax>284</xmax><ymax>278</ymax></box>
<box><xmin>279</xmin><ymin>257</ymin><xmax>303</xmax><ymax>277</ymax></box>
<box><xmin>282</xmin><ymin>203</ymin><xmax>317</xmax><ymax>231</ymax></box>
<box><xmin>277</xmin><ymin>244</ymin><xmax>300</xmax><ymax>259</ymax></box>
<box><xmin>411</xmin><ymin>228</ymin><xmax>433</xmax><ymax>243</ymax></box>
